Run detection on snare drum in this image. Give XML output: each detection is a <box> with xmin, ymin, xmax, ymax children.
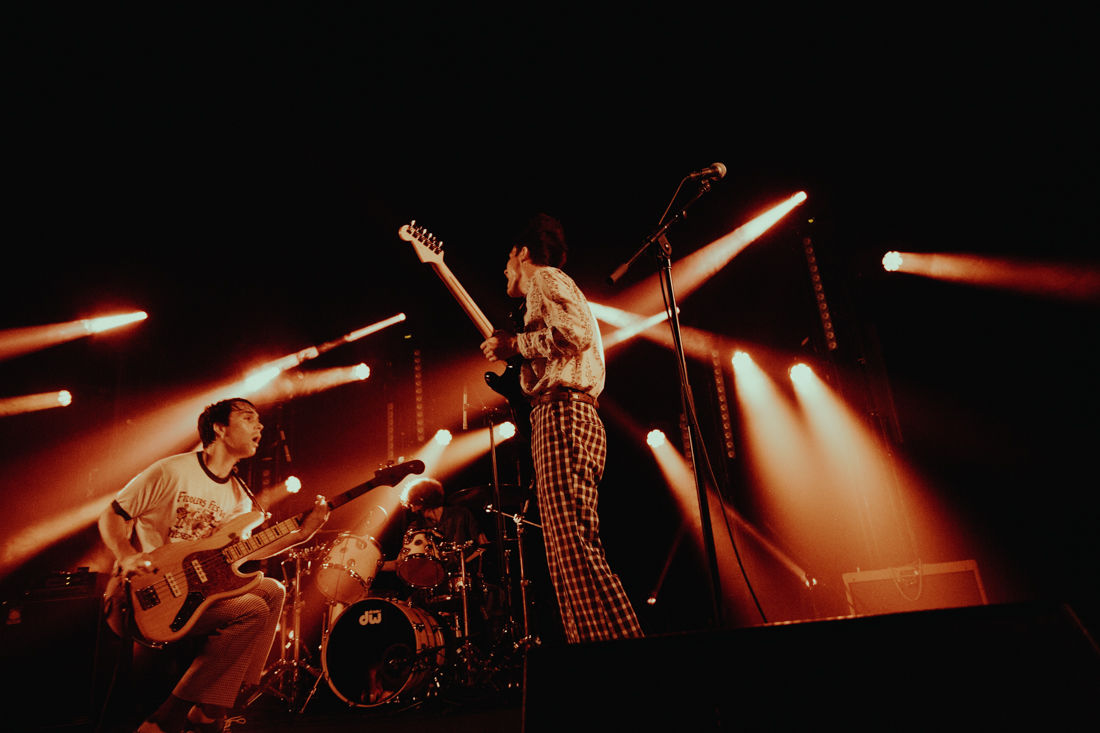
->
<box><xmin>316</xmin><ymin>533</ymin><xmax>382</xmax><ymax>605</ymax></box>
<box><xmin>322</xmin><ymin>597</ymin><xmax>446</xmax><ymax>707</ymax></box>
<box><xmin>396</xmin><ymin>528</ymin><xmax>447</xmax><ymax>589</ymax></box>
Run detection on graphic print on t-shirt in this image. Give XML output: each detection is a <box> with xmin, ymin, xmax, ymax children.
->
<box><xmin>170</xmin><ymin>492</ymin><xmax>230</xmax><ymax>542</ymax></box>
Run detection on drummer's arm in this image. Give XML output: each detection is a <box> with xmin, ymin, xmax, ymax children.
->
<box><xmin>464</xmin><ymin>532</ymin><xmax>491</xmax><ymax>564</ymax></box>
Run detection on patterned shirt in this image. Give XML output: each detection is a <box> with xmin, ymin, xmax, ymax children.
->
<box><xmin>114</xmin><ymin>451</ymin><xmax>253</xmax><ymax>552</ymax></box>
<box><xmin>515</xmin><ymin>266</ymin><xmax>605</xmax><ymax>398</ymax></box>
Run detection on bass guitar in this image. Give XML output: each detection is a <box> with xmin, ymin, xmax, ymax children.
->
<box><xmin>103</xmin><ymin>460</ymin><xmax>424</xmax><ymax>647</ymax></box>
<box><xmin>398</xmin><ymin>220</ymin><xmax>531</xmax><ymax>439</ymax></box>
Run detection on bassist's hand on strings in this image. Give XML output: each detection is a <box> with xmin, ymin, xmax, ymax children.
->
<box><xmin>118</xmin><ymin>552</ymin><xmax>156</xmax><ymax>577</ymax></box>
<box><xmin>481</xmin><ymin>330</ymin><xmax>518</xmax><ymax>362</ymax></box>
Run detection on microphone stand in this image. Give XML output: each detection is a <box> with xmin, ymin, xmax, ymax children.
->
<box><xmin>607</xmin><ymin>177</ymin><xmax>725</xmax><ymax>629</ymax></box>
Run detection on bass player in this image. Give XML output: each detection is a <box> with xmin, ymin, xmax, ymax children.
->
<box><xmin>97</xmin><ymin>398</ymin><xmax>329</xmax><ymax>733</ymax></box>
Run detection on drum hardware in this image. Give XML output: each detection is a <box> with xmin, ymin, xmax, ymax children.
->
<box><xmin>485</xmin><ymin>502</ymin><xmax>542</xmax><ymax>652</ymax></box>
<box><xmin>250</xmin><ymin>546</ymin><xmax>323</xmax><ymax>712</ymax></box>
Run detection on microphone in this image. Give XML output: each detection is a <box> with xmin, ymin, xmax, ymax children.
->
<box><xmin>685</xmin><ymin>162</ymin><xmax>727</xmax><ymax>181</ymax></box>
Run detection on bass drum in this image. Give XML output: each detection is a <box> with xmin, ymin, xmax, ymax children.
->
<box><xmin>322</xmin><ymin>597</ymin><xmax>446</xmax><ymax>707</ymax></box>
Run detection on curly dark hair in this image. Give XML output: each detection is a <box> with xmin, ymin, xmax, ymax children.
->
<box><xmin>197</xmin><ymin>398</ymin><xmax>256</xmax><ymax>447</ymax></box>
<box><xmin>515</xmin><ymin>212</ymin><xmax>567</xmax><ymax>268</ymax></box>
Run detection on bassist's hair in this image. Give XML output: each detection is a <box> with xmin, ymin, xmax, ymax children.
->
<box><xmin>198</xmin><ymin>398</ymin><xmax>257</xmax><ymax>447</ymax></box>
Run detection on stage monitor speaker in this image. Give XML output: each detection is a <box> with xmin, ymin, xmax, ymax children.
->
<box><xmin>523</xmin><ymin>601</ymin><xmax>1099</xmax><ymax>732</ymax></box>
<box><xmin>842</xmin><ymin>559</ymin><xmax>987</xmax><ymax>616</ymax></box>
<box><xmin>0</xmin><ymin>569</ymin><xmax>122</xmax><ymax>731</ymax></box>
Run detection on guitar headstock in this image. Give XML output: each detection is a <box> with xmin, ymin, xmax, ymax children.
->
<box><xmin>375</xmin><ymin>459</ymin><xmax>426</xmax><ymax>487</ymax></box>
<box><xmin>398</xmin><ymin>220</ymin><xmax>444</xmax><ymax>266</ymax></box>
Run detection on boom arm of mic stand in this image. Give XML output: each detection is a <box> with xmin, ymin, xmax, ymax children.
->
<box><xmin>606</xmin><ymin>179</ymin><xmax>714</xmax><ymax>286</ymax></box>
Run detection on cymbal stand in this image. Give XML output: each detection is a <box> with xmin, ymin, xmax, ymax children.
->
<box><xmin>250</xmin><ymin>548</ymin><xmax>320</xmax><ymax>712</ymax></box>
<box><xmin>485</xmin><ymin>503</ymin><xmax>541</xmax><ymax>652</ymax></box>
<box><xmin>447</xmin><ymin>541</ymin><xmax>482</xmax><ymax>687</ymax></box>
<box><xmin>299</xmin><ymin>600</ymin><xmax>338</xmax><ymax>713</ymax></box>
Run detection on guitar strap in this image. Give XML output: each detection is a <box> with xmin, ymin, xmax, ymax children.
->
<box><xmin>233</xmin><ymin>469</ymin><xmax>267</xmax><ymax>514</ymax></box>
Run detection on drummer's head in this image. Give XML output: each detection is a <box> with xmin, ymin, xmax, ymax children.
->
<box><xmin>403</xmin><ymin>477</ymin><xmax>445</xmax><ymax>517</ymax></box>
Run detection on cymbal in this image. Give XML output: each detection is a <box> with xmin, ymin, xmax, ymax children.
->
<box><xmin>447</xmin><ymin>483</ymin><xmax>527</xmax><ymax>507</ymax></box>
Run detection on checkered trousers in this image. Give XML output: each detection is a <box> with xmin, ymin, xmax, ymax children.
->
<box><xmin>531</xmin><ymin>399</ymin><xmax>644</xmax><ymax>643</ymax></box>
<box><xmin>173</xmin><ymin>576</ymin><xmax>286</xmax><ymax>708</ymax></box>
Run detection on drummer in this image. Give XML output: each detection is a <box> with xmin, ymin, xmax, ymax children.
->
<box><xmin>373</xmin><ymin>477</ymin><xmax>489</xmax><ymax>584</ymax></box>
<box><xmin>403</xmin><ymin>477</ymin><xmax>489</xmax><ymax>571</ymax></box>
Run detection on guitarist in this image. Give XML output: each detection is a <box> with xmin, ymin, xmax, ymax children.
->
<box><xmin>97</xmin><ymin>398</ymin><xmax>330</xmax><ymax>733</ymax></box>
<box><xmin>479</xmin><ymin>213</ymin><xmax>644</xmax><ymax>644</ymax></box>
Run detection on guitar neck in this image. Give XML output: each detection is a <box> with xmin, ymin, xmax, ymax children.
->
<box><xmin>430</xmin><ymin>261</ymin><xmax>495</xmax><ymax>339</ymax></box>
<box><xmin>222</xmin><ymin>515</ymin><xmax>302</xmax><ymax>563</ymax></box>
<box><xmin>221</xmin><ymin>458</ymin><xmax>425</xmax><ymax>562</ymax></box>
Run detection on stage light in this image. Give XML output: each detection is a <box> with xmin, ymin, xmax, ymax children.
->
<box><xmin>284</xmin><ymin>476</ymin><xmax>302</xmax><ymax>494</ymax></box>
<box><xmin>243</xmin><ymin>313</ymin><xmax>404</xmax><ymax>395</ymax></box>
<box><xmin>882</xmin><ymin>251</ymin><xmax>903</xmax><ymax>272</ymax></box>
<box><xmin>343</xmin><ymin>312</ymin><xmax>407</xmax><ymax>343</ymax></box>
<box><xmin>83</xmin><ymin>311</ymin><xmax>148</xmax><ymax>334</ymax></box>
<box><xmin>244</xmin><ymin>366</ymin><xmax>281</xmax><ymax>393</ymax></box>
<box><xmin>879</xmin><ymin>251</ymin><xmax>1100</xmax><ymax>301</ymax></box>
<box><xmin>433</xmin><ymin>429</ymin><xmax>453</xmax><ymax>446</ymax></box>
<box><xmin>647</xmin><ymin>429</ymin><xmax>667</xmax><ymax>447</ymax></box>
<box><xmin>789</xmin><ymin>363</ymin><xmax>814</xmax><ymax>387</ymax></box>
<box><xmin>495</xmin><ymin>422</ymin><xmax>517</xmax><ymax>441</ymax></box>
<box><xmin>0</xmin><ymin>390</ymin><xmax>75</xmax><ymax>417</ymax></box>
<box><xmin>2</xmin><ymin>310</ymin><xmax>148</xmax><ymax>361</ymax></box>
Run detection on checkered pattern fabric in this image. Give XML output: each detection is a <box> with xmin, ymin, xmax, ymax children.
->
<box><xmin>173</xmin><ymin>576</ymin><xmax>286</xmax><ymax>708</ymax></box>
<box><xmin>531</xmin><ymin>399</ymin><xmax>643</xmax><ymax>643</ymax></box>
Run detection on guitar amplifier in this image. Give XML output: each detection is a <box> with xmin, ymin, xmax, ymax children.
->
<box><xmin>842</xmin><ymin>560</ymin><xmax>988</xmax><ymax>616</ymax></box>
<box><xmin>1</xmin><ymin>569</ymin><xmax>123</xmax><ymax>730</ymax></box>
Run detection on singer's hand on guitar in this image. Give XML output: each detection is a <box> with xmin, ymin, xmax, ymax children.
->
<box><xmin>480</xmin><ymin>330</ymin><xmax>518</xmax><ymax>362</ymax></box>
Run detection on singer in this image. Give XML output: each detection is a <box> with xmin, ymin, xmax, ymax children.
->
<box><xmin>480</xmin><ymin>213</ymin><xmax>644</xmax><ymax>644</ymax></box>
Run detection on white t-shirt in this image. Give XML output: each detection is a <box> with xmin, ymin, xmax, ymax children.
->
<box><xmin>114</xmin><ymin>451</ymin><xmax>253</xmax><ymax>552</ymax></box>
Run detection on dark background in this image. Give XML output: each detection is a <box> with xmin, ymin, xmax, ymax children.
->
<box><xmin>2</xmin><ymin>6</ymin><xmax>1097</xmax><ymax>638</ymax></box>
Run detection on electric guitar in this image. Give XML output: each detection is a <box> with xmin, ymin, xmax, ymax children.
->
<box><xmin>103</xmin><ymin>460</ymin><xmax>424</xmax><ymax>647</ymax></box>
<box><xmin>398</xmin><ymin>220</ymin><xmax>531</xmax><ymax>439</ymax></box>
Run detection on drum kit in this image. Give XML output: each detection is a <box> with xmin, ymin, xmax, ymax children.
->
<box><xmin>251</xmin><ymin>488</ymin><xmax>542</xmax><ymax>714</ymax></box>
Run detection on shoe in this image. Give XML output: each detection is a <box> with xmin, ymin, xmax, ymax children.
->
<box><xmin>183</xmin><ymin>706</ymin><xmax>225</xmax><ymax>733</ymax></box>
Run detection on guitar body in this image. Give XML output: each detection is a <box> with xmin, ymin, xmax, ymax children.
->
<box><xmin>485</xmin><ymin>357</ymin><xmax>531</xmax><ymax>440</ymax></box>
<box><xmin>104</xmin><ymin>511</ymin><xmax>266</xmax><ymax>646</ymax></box>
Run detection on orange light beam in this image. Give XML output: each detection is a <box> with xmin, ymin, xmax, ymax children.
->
<box><xmin>646</xmin><ymin>426</ymin><xmax>809</xmax><ymax>592</ymax></box>
<box><xmin>789</xmin><ymin>361</ymin><xmax>919</xmax><ymax>565</ymax></box>
<box><xmin>590</xmin><ymin>301</ymin><xmax>678</xmax><ymax>351</ymax></box>
<box><xmin>0</xmin><ymin>310</ymin><xmax>147</xmax><ymax>362</ymax></box>
<box><xmin>615</xmin><ymin>191</ymin><xmax>808</xmax><ymax>315</ymax></box>
<box><xmin>243</xmin><ymin>312</ymin><xmax>406</xmax><ymax>390</ymax></box>
<box><xmin>0</xmin><ymin>389</ymin><xmax>73</xmax><ymax>417</ymax></box>
<box><xmin>882</xmin><ymin>251</ymin><xmax>1100</xmax><ymax>302</ymax></box>
<box><xmin>249</xmin><ymin>363</ymin><xmax>371</xmax><ymax>401</ymax></box>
